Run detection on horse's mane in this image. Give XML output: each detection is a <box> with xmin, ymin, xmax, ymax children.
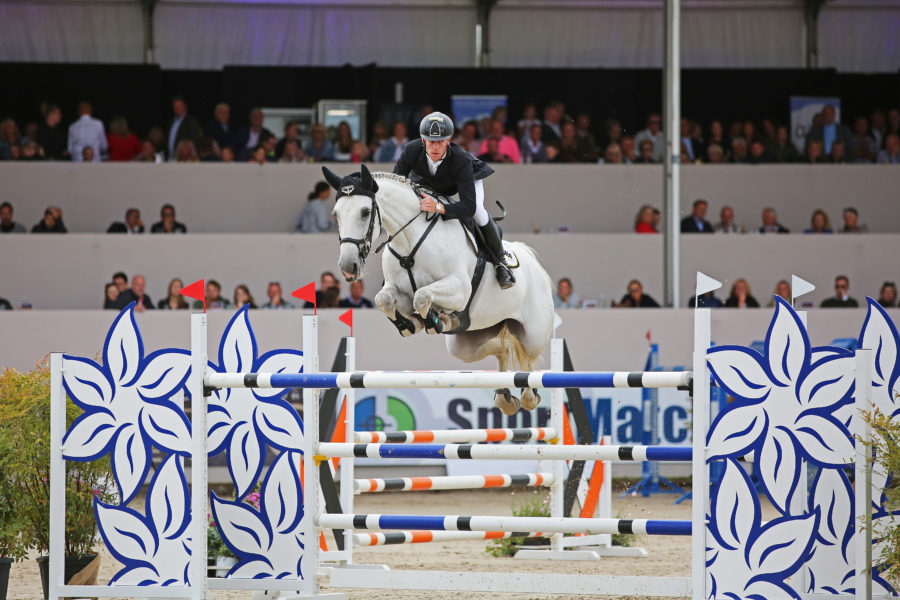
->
<box><xmin>371</xmin><ymin>171</ymin><xmax>416</xmax><ymax>189</ymax></box>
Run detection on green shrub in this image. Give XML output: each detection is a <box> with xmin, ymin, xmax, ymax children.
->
<box><xmin>485</xmin><ymin>490</ymin><xmax>550</xmax><ymax>558</ymax></box>
<box><xmin>862</xmin><ymin>409</ymin><xmax>900</xmax><ymax>588</ymax></box>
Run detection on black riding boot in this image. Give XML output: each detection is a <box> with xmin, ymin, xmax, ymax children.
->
<box><xmin>479</xmin><ymin>218</ymin><xmax>516</xmax><ymax>290</ymax></box>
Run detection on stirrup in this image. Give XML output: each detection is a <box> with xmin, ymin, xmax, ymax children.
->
<box><xmin>496</xmin><ymin>265</ymin><xmax>516</xmax><ymax>290</ymax></box>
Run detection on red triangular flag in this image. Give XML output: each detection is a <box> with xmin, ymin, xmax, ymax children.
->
<box><xmin>292</xmin><ymin>282</ymin><xmax>316</xmax><ymax>314</ymax></box>
<box><xmin>339</xmin><ymin>308</ymin><xmax>353</xmax><ymax>335</ymax></box>
<box><xmin>180</xmin><ymin>279</ymin><xmax>205</xmax><ymax>312</ymax></box>
<box><xmin>646</xmin><ymin>330</ymin><xmax>652</xmax><ymax>344</ymax></box>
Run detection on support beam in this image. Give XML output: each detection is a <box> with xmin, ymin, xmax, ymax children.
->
<box><xmin>663</xmin><ymin>0</ymin><xmax>681</xmax><ymax>307</ymax></box>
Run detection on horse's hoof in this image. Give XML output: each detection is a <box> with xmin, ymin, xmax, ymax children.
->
<box><xmin>494</xmin><ymin>388</ymin><xmax>520</xmax><ymax>416</ymax></box>
<box><xmin>520</xmin><ymin>388</ymin><xmax>541</xmax><ymax>410</ymax></box>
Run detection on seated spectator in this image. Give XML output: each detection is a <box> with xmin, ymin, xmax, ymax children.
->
<box><xmin>478</xmin><ymin>119</ymin><xmax>521</xmax><ymax>163</ymax></box>
<box><xmin>167</xmin><ymin>95</ymin><xmax>203</xmax><ymax>161</ymax></box>
<box><xmin>258</xmin><ymin>132</ymin><xmax>278</xmax><ymax>162</ymax></box>
<box><xmin>620</xmin><ymin>136</ymin><xmax>637</xmax><ymax>164</ymax></box>
<box><xmin>575</xmin><ymin>113</ymin><xmax>598</xmax><ymax>155</ymax></box>
<box><xmin>601</xmin><ymin>143</ymin><xmax>623</xmax><ymax>164</ymax></box>
<box><xmin>221</xmin><ymin>146</ymin><xmax>235</xmax><ymax>162</ymax></box>
<box><xmin>767</xmin><ymin>125</ymin><xmax>800</xmax><ymax>163</ymax></box>
<box><xmin>829</xmin><ymin>140</ymin><xmax>850</xmax><ymax>163</ymax></box>
<box><xmin>196</xmin><ymin>280</ymin><xmax>230</xmax><ymax>310</ymax></box>
<box><xmin>0</xmin><ymin>201</ymin><xmax>26</xmax><ymax>233</ymax></box>
<box><xmin>235</xmin><ymin>108</ymin><xmax>273</xmax><ymax>160</ymax></box>
<box><xmin>688</xmin><ymin>291</ymin><xmax>722</xmax><ymax>308</ymax></box>
<box><xmin>724</xmin><ymin>279</ymin><xmax>759</xmax><ymax>308</ymax></box>
<box><xmin>68</xmin><ymin>101</ymin><xmax>107</xmax><ymax>162</ymax></box>
<box><xmin>20</xmin><ymin>140</ymin><xmax>44</xmax><ymax>161</ymax></box>
<box><xmin>747</xmin><ymin>140</ymin><xmax>774</xmax><ymax>164</ymax></box>
<box><xmin>715</xmin><ymin>205</ymin><xmax>743</xmax><ymax>233</ymax></box>
<box><xmin>233</xmin><ymin>284</ymin><xmax>257</xmax><ymax>309</ymax></box>
<box><xmin>598</xmin><ymin>118</ymin><xmax>623</xmax><ymax>151</ymax></box>
<box><xmin>878</xmin><ymin>281</ymin><xmax>897</xmax><ymax>308</ymax></box>
<box><xmin>634</xmin><ymin>205</ymin><xmax>657</xmax><ymax>234</ymax></box>
<box><xmin>107</xmin><ymin>208</ymin><xmax>144</xmax><ymax>234</ymax></box>
<box><xmin>806</xmin><ymin>104</ymin><xmax>853</xmax><ymax>158</ymax></box>
<box><xmin>133</xmin><ymin>140</ymin><xmax>158</xmax><ymax>163</ymax></box>
<box><xmin>839</xmin><ymin>207</ymin><xmax>867</xmax><ymax>233</ymax></box>
<box><xmin>339</xmin><ymin>280</ymin><xmax>374</xmax><ymax>308</ymax></box>
<box><xmin>556</xmin><ymin>122</ymin><xmax>599</xmax><ymax>163</ymax></box>
<box><xmin>297</xmin><ymin>181</ymin><xmax>333</xmax><ymax>233</ymax></box>
<box><xmin>540</xmin><ymin>101</ymin><xmax>564</xmax><ymax>144</ymax></box>
<box><xmin>705</xmin><ymin>120</ymin><xmax>728</xmax><ymax>161</ymax></box>
<box><xmin>767</xmin><ymin>279</ymin><xmax>792</xmax><ymax>307</ymax></box>
<box><xmin>478</xmin><ymin>136</ymin><xmax>515</xmax><ymax>163</ymax></box>
<box><xmin>332</xmin><ymin>121</ymin><xmax>355</xmax><ymax>162</ymax></box>
<box><xmin>82</xmin><ymin>146</ymin><xmax>96</xmax><ymax>162</ymax></box>
<box><xmin>367</xmin><ymin>120</ymin><xmax>390</xmax><ymax>159</ymax></box>
<box><xmin>151</xmin><ymin>204</ymin><xmax>187</xmax><ymax>233</ymax></box>
<box><xmin>305</xmin><ymin>272</ymin><xmax>340</xmax><ymax>308</ymax></box>
<box><xmin>805</xmin><ymin>140</ymin><xmax>828</xmax><ymax>164</ymax></box>
<box><xmin>553</xmin><ymin>277</ymin><xmax>580</xmax><ymax>309</ymax></box>
<box><xmin>158</xmin><ymin>278</ymin><xmax>188</xmax><ymax>310</ymax></box>
<box><xmin>174</xmin><ymin>140</ymin><xmax>199</xmax><ymax>162</ymax></box>
<box><xmin>820</xmin><ymin>275</ymin><xmax>859</xmax><ymax>308</ymax></box>
<box><xmin>617</xmin><ymin>279</ymin><xmax>660</xmax><ymax>308</ymax></box>
<box><xmin>742</xmin><ymin>121</ymin><xmax>758</xmax><ymax>144</ymax></box>
<box><xmin>804</xmin><ymin>209</ymin><xmax>833</xmax><ymax>234</ymax></box>
<box><xmin>634</xmin><ymin>113</ymin><xmax>664</xmax><ymax>162</ymax></box>
<box><xmin>759</xmin><ymin>208</ymin><xmax>789</xmax><ymax>234</ymax></box>
<box><xmin>636</xmin><ymin>140</ymin><xmax>655</xmax><ymax>164</ymax></box>
<box><xmin>375</xmin><ymin>122</ymin><xmax>408</xmax><ymax>162</ymax></box>
<box><xmin>350</xmin><ymin>140</ymin><xmax>369</xmax><ymax>163</ymax></box>
<box><xmin>706</xmin><ymin>143</ymin><xmax>726</xmax><ymax>164</ymax></box>
<box><xmin>454</xmin><ymin>120</ymin><xmax>481</xmax><ymax>156</ymax></box>
<box><xmin>262</xmin><ymin>282</ymin><xmax>295</xmax><ymax>309</ymax></box>
<box><xmin>147</xmin><ymin>126</ymin><xmax>166</xmax><ymax>160</ymax></box>
<box><xmin>32</xmin><ymin>206</ymin><xmax>67</xmax><ymax>233</ymax></box>
<box><xmin>761</xmin><ymin>118</ymin><xmax>777</xmax><ymax>144</ymax></box>
<box><xmin>280</xmin><ymin>139</ymin><xmax>306</xmax><ymax>163</ymax></box>
<box><xmin>521</xmin><ymin>124</ymin><xmax>548</xmax><ymax>163</ymax></box>
<box><xmin>321</xmin><ymin>287</ymin><xmax>341</xmax><ymax>308</ymax></box>
<box><xmin>37</xmin><ymin>104</ymin><xmax>66</xmax><ymax>160</ymax></box>
<box><xmin>730</xmin><ymin>138</ymin><xmax>749</xmax><ymax>163</ymax></box>
<box><xmin>103</xmin><ymin>282</ymin><xmax>119</xmax><ymax>309</ymax></box>
<box><xmin>205</xmin><ymin>103</ymin><xmax>234</xmax><ymax>152</ymax></box>
<box><xmin>0</xmin><ymin>118</ymin><xmax>19</xmax><ymax>159</ymax></box>
<box><xmin>850</xmin><ymin>116</ymin><xmax>877</xmax><ymax>163</ymax></box>
<box><xmin>681</xmin><ymin>118</ymin><xmax>704</xmax><ymax>162</ymax></box>
<box><xmin>516</xmin><ymin>103</ymin><xmax>541</xmax><ymax>139</ymax></box>
<box><xmin>115</xmin><ymin>274</ymin><xmax>154</xmax><ymax>312</ymax></box>
<box><xmin>680</xmin><ymin>199</ymin><xmax>713</xmax><ymax>233</ymax></box>
<box><xmin>197</xmin><ymin>137</ymin><xmax>220</xmax><ymax>162</ymax></box>
<box><xmin>106</xmin><ymin>116</ymin><xmax>141</xmax><ymax>162</ymax></box>
<box><xmin>249</xmin><ymin>145</ymin><xmax>267</xmax><ymax>164</ymax></box>
<box><xmin>112</xmin><ymin>271</ymin><xmax>128</xmax><ymax>294</ymax></box>
<box><xmin>877</xmin><ymin>133</ymin><xmax>900</xmax><ymax>164</ymax></box>
<box><xmin>275</xmin><ymin>121</ymin><xmax>304</xmax><ymax>161</ymax></box>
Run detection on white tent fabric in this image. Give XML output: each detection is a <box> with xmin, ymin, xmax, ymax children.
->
<box><xmin>0</xmin><ymin>0</ymin><xmax>897</xmax><ymax>72</ymax></box>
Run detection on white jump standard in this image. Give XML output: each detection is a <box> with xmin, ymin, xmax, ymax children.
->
<box><xmin>204</xmin><ymin>370</ymin><xmax>693</xmax><ymax>390</ymax></box>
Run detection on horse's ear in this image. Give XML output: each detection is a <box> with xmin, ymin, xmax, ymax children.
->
<box><xmin>360</xmin><ymin>163</ymin><xmax>378</xmax><ymax>193</ymax></box>
<box><xmin>321</xmin><ymin>166</ymin><xmax>342</xmax><ymax>191</ymax></box>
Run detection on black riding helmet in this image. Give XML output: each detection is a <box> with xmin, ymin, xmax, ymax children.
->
<box><xmin>419</xmin><ymin>112</ymin><xmax>454</xmax><ymax>141</ymax></box>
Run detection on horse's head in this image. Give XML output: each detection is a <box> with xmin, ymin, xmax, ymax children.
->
<box><xmin>323</xmin><ymin>164</ymin><xmax>382</xmax><ymax>282</ymax></box>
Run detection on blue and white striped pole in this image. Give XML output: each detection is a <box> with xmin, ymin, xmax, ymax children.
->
<box><xmin>316</xmin><ymin>443</ymin><xmax>692</xmax><ymax>462</ymax></box>
<box><xmin>205</xmin><ymin>370</ymin><xmax>692</xmax><ymax>390</ymax></box>
<box><xmin>318</xmin><ymin>514</ymin><xmax>692</xmax><ymax>536</ymax></box>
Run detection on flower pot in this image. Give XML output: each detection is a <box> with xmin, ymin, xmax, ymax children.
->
<box><xmin>36</xmin><ymin>553</ymin><xmax>99</xmax><ymax>600</ymax></box>
<box><xmin>0</xmin><ymin>557</ymin><xmax>13</xmax><ymax>600</ymax></box>
<box><xmin>215</xmin><ymin>555</ymin><xmax>238</xmax><ymax>578</ymax></box>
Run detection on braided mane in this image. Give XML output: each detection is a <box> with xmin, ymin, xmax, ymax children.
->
<box><xmin>371</xmin><ymin>171</ymin><xmax>415</xmax><ymax>188</ymax></box>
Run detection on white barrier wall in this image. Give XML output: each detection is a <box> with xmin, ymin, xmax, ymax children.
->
<box><xmin>3</xmin><ymin>163</ymin><xmax>899</xmax><ymax>234</ymax></box>
<box><xmin>0</xmin><ymin>307</ymin><xmax>890</xmax><ymax>374</ymax></box>
<box><xmin>2</xmin><ymin>233</ymin><xmax>899</xmax><ymax>310</ymax></box>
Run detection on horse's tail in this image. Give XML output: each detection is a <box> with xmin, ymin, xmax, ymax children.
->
<box><xmin>498</xmin><ymin>321</ymin><xmax>538</xmax><ymax>373</ymax></box>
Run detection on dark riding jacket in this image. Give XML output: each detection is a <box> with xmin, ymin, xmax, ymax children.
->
<box><xmin>393</xmin><ymin>140</ymin><xmax>494</xmax><ymax>221</ymax></box>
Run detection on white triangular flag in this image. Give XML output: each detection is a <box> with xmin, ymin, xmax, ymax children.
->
<box><xmin>791</xmin><ymin>275</ymin><xmax>815</xmax><ymax>305</ymax></box>
<box><xmin>695</xmin><ymin>272</ymin><xmax>723</xmax><ymax>298</ymax></box>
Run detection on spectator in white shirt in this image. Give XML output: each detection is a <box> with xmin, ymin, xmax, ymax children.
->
<box><xmin>634</xmin><ymin>113</ymin><xmax>665</xmax><ymax>163</ymax></box>
<box><xmin>68</xmin><ymin>101</ymin><xmax>107</xmax><ymax>162</ymax></box>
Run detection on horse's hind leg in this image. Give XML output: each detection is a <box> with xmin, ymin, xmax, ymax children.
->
<box><xmin>447</xmin><ymin>327</ymin><xmax>520</xmax><ymax>416</ymax></box>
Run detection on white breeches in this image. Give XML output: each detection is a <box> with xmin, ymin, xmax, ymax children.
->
<box><xmin>473</xmin><ymin>179</ymin><xmax>489</xmax><ymax>226</ymax></box>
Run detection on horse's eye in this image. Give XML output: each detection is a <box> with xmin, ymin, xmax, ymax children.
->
<box><xmin>361</xmin><ymin>208</ymin><xmax>371</xmax><ymax>219</ymax></box>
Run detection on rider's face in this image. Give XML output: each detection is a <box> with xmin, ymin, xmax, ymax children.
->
<box><xmin>424</xmin><ymin>138</ymin><xmax>450</xmax><ymax>161</ymax></box>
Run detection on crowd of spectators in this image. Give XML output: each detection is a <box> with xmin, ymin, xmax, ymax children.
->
<box><xmin>2</xmin><ymin>98</ymin><xmax>899</xmax><ymax>166</ymax></box>
<box><xmin>97</xmin><ymin>271</ymin><xmax>374</xmax><ymax>312</ymax></box>
<box><xmin>553</xmin><ymin>275</ymin><xmax>899</xmax><ymax>311</ymax></box>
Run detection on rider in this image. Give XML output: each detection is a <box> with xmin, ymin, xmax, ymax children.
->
<box><xmin>393</xmin><ymin>111</ymin><xmax>516</xmax><ymax>289</ymax></box>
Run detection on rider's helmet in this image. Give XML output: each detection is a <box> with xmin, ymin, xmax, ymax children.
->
<box><xmin>419</xmin><ymin>112</ymin><xmax>454</xmax><ymax>141</ymax></box>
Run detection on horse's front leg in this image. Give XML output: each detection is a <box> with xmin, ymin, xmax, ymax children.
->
<box><xmin>375</xmin><ymin>284</ymin><xmax>422</xmax><ymax>337</ymax></box>
<box><xmin>413</xmin><ymin>275</ymin><xmax>469</xmax><ymax>334</ymax></box>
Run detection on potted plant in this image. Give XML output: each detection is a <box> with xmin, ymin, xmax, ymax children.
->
<box><xmin>208</xmin><ymin>487</ymin><xmax>260</xmax><ymax>577</ymax></box>
<box><xmin>0</xmin><ymin>362</ymin><xmax>115</xmax><ymax>600</ymax></box>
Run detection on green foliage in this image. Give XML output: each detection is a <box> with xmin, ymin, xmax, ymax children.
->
<box><xmin>0</xmin><ymin>361</ymin><xmax>115</xmax><ymax>558</ymax></box>
<box><xmin>485</xmin><ymin>490</ymin><xmax>550</xmax><ymax>558</ymax></box>
<box><xmin>862</xmin><ymin>409</ymin><xmax>900</xmax><ymax>588</ymax></box>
